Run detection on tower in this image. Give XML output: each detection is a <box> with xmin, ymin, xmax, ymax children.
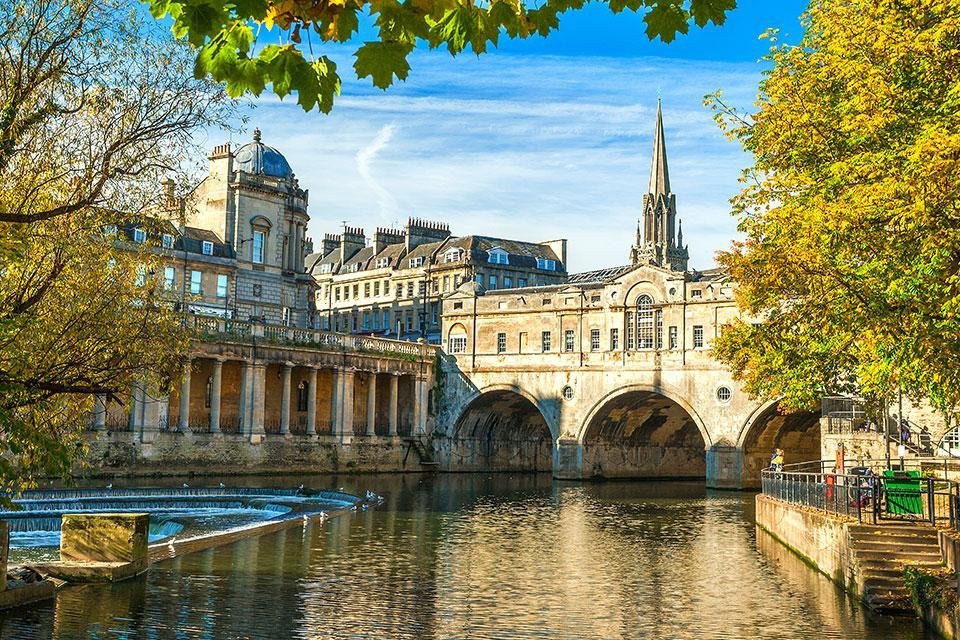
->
<box><xmin>629</xmin><ymin>101</ymin><xmax>689</xmax><ymax>272</ymax></box>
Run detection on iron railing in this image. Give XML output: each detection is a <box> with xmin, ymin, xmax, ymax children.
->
<box><xmin>763</xmin><ymin>464</ymin><xmax>960</xmax><ymax>528</ymax></box>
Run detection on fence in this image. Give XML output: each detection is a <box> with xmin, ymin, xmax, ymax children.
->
<box><xmin>762</xmin><ymin>463</ymin><xmax>960</xmax><ymax>528</ymax></box>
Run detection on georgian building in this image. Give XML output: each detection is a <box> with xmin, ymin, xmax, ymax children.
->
<box><xmin>182</xmin><ymin>129</ymin><xmax>317</xmax><ymax>327</ymax></box>
<box><xmin>308</xmin><ymin>219</ymin><xmax>568</xmax><ymax>342</ymax></box>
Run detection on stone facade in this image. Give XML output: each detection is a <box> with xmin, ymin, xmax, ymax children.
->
<box><xmin>185</xmin><ymin>129</ymin><xmax>316</xmax><ymax>327</ymax></box>
<box><xmin>309</xmin><ymin>219</ymin><xmax>568</xmax><ymax>343</ymax></box>
<box><xmin>88</xmin><ymin>318</ymin><xmax>437</xmax><ymax>475</ymax></box>
<box><xmin>434</xmin><ymin>105</ymin><xmax>821</xmax><ymax>489</ymax></box>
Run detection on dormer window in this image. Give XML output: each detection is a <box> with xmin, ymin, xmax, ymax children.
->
<box><xmin>318</xmin><ymin>263</ymin><xmax>333</xmax><ymax>274</ymax></box>
<box><xmin>536</xmin><ymin>257</ymin><xmax>556</xmax><ymax>271</ymax></box>
<box><xmin>133</xmin><ymin>228</ymin><xmax>146</xmax><ymax>244</ymax></box>
<box><xmin>409</xmin><ymin>256</ymin><xmax>424</xmax><ymax>268</ymax></box>
<box><xmin>201</xmin><ymin>240</ymin><xmax>214</xmax><ymax>255</ymax></box>
<box><xmin>376</xmin><ymin>257</ymin><xmax>390</xmax><ymax>269</ymax></box>
<box><xmin>161</xmin><ymin>233</ymin><xmax>174</xmax><ymax>249</ymax></box>
<box><xmin>444</xmin><ymin>248</ymin><xmax>463</xmax><ymax>263</ymax></box>
<box><xmin>487</xmin><ymin>248</ymin><xmax>509</xmax><ymax>265</ymax></box>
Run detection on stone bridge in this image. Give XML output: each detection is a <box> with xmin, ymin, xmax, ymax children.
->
<box><xmin>434</xmin><ymin>264</ymin><xmax>821</xmax><ymax>489</ymax></box>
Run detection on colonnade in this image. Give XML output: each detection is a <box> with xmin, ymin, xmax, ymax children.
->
<box><xmin>90</xmin><ymin>355</ymin><xmax>431</xmax><ymax>441</ymax></box>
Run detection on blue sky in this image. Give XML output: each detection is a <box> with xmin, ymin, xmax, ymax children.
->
<box><xmin>212</xmin><ymin>1</ymin><xmax>808</xmax><ymax>272</ymax></box>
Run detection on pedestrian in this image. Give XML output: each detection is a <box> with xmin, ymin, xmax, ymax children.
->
<box><xmin>919</xmin><ymin>426</ymin><xmax>932</xmax><ymax>452</ymax></box>
<box><xmin>771</xmin><ymin>448</ymin><xmax>784</xmax><ymax>473</ymax></box>
<box><xmin>900</xmin><ymin>420</ymin><xmax>911</xmax><ymax>445</ymax></box>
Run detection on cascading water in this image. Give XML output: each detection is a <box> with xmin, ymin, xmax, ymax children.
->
<box><xmin>0</xmin><ymin>486</ymin><xmax>356</xmax><ymax>563</ymax></box>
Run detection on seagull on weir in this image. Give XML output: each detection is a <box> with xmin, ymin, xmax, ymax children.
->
<box><xmin>105</xmin><ymin>483</ymin><xmax>113</xmax><ymax>490</ymax></box>
<box><xmin>182</xmin><ymin>483</ymin><xmax>189</xmax><ymax>489</ymax></box>
<box><xmin>218</xmin><ymin>482</ymin><xmax>225</xmax><ymax>488</ymax></box>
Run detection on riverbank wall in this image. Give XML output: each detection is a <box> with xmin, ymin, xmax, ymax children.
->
<box><xmin>755</xmin><ymin>494</ymin><xmax>862</xmax><ymax>594</ymax></box>
<box><xmin>757</xmin><ymin>494</ymin><xmax>960</xmax><ymax>638</ymax></box>
<box><xmin>78</xmin><ymin>431</ymin><xmax>433</xmax><ymax>478</ymax></box>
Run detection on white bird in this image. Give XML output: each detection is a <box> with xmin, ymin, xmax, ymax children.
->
<box><xmin>218</xmin><ymin>482</ymin><xmax>225</xmax><ymax>488</ymax></box>
<box><xmin>338</xmin><ymin>487</ymin><xmax>344</xmax><ymax>491</ymax></box>
<box><xmin>182</xmin><ymin>483</ymin><xmax>189</xmax><ymax>488</ymax></box>
<box><xmin>105</xmin><ymin>483</ymin><xmax>113</xmax><ymax>490</ymax></box>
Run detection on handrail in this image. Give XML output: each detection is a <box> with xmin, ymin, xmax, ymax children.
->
<box><xmin>187</xmin><ymin>315</ymin><xmax>437</xmax><ymax>359</ymax></box>
<box><xmin>762</xmin><ymin>464</ymin><xmax>960</xmax><ymax>528</ymax></box>
<box><xmin>781</xmin><ymin>456</ymin><xmax>960</xmax><ymax>476</ymax></box>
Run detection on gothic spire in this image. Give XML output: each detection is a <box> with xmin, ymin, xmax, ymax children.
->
<box><xmin>648</xmin><ymin>99</ymin><xmax>670</xmax><ymax>196</ymax></box>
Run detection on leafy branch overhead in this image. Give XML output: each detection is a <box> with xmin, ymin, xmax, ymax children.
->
<box><xmin>147</xmin><ymin>0</ymin><xmax>737</xmax><ymax>112</ymax></box>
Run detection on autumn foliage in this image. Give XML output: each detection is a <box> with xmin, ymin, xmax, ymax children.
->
<box><xmin>709</xmin><ymin>0</ymin><xmax>960</xmax><ymax>416</ymax></box>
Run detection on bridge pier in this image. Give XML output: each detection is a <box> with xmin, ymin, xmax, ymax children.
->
<box><xmin>553</xmin><ymin>439</ymin><xmax>584</xmax><ymax>480</ymax></box>
<box><xmin>705</xmin><ymin>444</ymin><xmax>745</xmax><ymax>490</ymax></box>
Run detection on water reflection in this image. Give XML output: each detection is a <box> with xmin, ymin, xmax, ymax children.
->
<box><xmin>0</xmin><ymin>474</ymin><xmax>935</xmax><ymax>639</ymax></box>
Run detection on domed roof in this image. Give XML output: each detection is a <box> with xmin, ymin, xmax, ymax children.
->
<box><xmin>233</xmin><ymin>128</ymin><xmax>293</xmax><ymax>179</ymax></box>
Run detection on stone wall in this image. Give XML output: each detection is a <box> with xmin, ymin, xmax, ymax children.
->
<box><xmin>754</xmin><ymin>494</ymin><xmax>859</xmax><ymax>594</ymax></box>
<box><xmin>79</xmin><ymin>432</ymin><xmax>431</xmax><ymax>477</ymax></box>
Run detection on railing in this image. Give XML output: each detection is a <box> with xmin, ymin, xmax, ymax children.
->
<box><xmin>762</xmin><ymin>464</ymin><xmax>960</xmax><ymax>528</ymax></box>
<box><xmin>822</xmin><ymin>395</ymin><xmax>940</xmax><ymax>456</ymax></box>
<box><xmin>189</xmin><ymin>315</ymin><xmax>431</xmax><ymax>359</ymax></box>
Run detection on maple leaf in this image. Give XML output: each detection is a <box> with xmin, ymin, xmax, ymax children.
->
<box><xmin>354</xmin><ymin>41</ymin><xmax>413</xmax><ymax>89</ymax></box>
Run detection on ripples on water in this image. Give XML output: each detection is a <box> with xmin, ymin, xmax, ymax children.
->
<box><xmin>0</xmin><ymin>475</ymin><xmax>935</xmax><ymax>639</ymax></box>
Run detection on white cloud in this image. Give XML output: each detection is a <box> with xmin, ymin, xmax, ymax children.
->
<box><xmin>355</xmin><ymin>123</ymin><xmax>399</xmax><ymax>223</ymax></box>
<box><xmin>240</xmin><ymin>52</ymin><xmax>760</xmax><ymax>272</ymax></box>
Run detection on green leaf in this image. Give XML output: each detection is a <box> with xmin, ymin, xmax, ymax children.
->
<box><xmin>354</xmin><ymin>41</ymin><xmax>414</xmax><ymax>90</ymax></box>
<box><xmin>643</xmin><ymin>3</ymin><xmax>688</xmax><ymax>43</ymax></box>
<box><xmin>689</xmin><ymin>0</ymin><xmax>736</xmax><ymax>28</ymax></box>
<box><xmin>314</xmin><ymin>57</ymin><xmax>342</xmax><ymax>114</ymax></box>
<box><xmin>259</xmin><ymin>45</ymin><xmax>313</xmax><ymax>100</ymax></box>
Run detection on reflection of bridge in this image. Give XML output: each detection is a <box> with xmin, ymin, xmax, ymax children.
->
<box><xmin>435</xmin><ymin>265</ymin><xmax>820</xmax><ymax>489</ymax></box>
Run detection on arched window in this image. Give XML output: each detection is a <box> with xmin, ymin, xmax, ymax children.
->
<box><xmin>447</xmin><ymin>323</ymin><xmax>468</xmax><ymax>354</ymax></box>
<box><xmin>636</xmin><ymin>295</ymin><xmax>655</xmax><ymax>349</ymax></box>
<box><xmin>296</xmin><ymin>380</ymin><xmax>308</xmax><ymax>412</ymax></box>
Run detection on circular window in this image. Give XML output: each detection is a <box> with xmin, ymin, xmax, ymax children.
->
<box><xmin>717</xmin><ymin>387</ymin><xmax>732</xmax><ymax>403</ymax></box>
<box><xmin>562</xmin><ymin>386</ymin><xmax>574</xmax><ymax>401</ymax></box>
<box><xmin>669</xmin><ymin>287</ymin><xmax>677</xmax><ymax>296</ymax></box>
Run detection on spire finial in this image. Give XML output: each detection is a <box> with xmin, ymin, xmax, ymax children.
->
<box><xmin>253</xmin><ymin>128</ymin><xmax>262</xmax><ymax>142</ymax></box>
<box><xmin>648</xmin><ymin>101</ymin><xmax>670</xmax><ymax>195</ymax></box>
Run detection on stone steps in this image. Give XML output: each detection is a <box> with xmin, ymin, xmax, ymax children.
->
<box><xmin>847</xmin><ymin>523</ymin><xmax>945</xmax><ymax>611</ymax></box>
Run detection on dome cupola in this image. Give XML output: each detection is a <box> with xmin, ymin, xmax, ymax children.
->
<box><xmin>233</xmin><ymin>128</ymin><xmax>293</xmax><ymax>179</ymax></box>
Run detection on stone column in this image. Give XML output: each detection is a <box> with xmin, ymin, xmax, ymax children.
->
<box><xmin>250</xmin><ymin>363</ymin><xmax>266</xmax><ymax>437</ymax></box>
<box><xmin>93</xmin><ymin>394</ymin><xmax>107</xmax><ymax>431</ymax></box>
<box><xmin>306</xmin><ymin>367</ymin><xmax>318</xmax><ymax>435</ymax></box>
<box><xmin>366</xmin><ymin>373</ymin><xmax>377</xmax><ymax>436</ymax></box>
<box><xmin>330</xmin><ymin>368</ymin><xmax>341</xmax><ymax>437</ymax></box>
<box><xmin>280</xmin><ymin>362</ymin><xmax>292</xmax><ymax>435</ymax></box>
<box><xmin>388</xmin><ymin>374</ymin><xmax>399</xmax><ymax>437</ymax></box>
<box><xmin>177</xmin><ymin>359</ymin><xmax>192</xmax><ymax>433</ymax></box>
<box><xmin>414</xmin><ymin>375</ymin><xmax>429</xmax><ymax>435</ymax></box>
<box><xmin>238</xmin><ymin>361</ymin><xmax>250</xmax><ymax>434</ymax></box>
<box><xmin>128</xmin><ymin>381</ymin><xmax>141</xmax><ymax>432</ymax></box>
<box><xmin>209</xmin><ymin>359</ymin><xmax>223</xmax><ymax>434</ymax></box>
<box><xmin>340</xmin><ymin>368</ymin><xmax>355</xmax><ymax>440</ymax></box>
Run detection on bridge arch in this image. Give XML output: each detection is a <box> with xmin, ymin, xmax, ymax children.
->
<box><xmin>737</xmin><ymin>400</ymin><xmax>820</xmax><ymax>488</ymax></box>
<box><xmin>440</xmin><ymin>384</ymin><xmax>555</xmax><ymax>472</ymax></box>
<box><xmin>576</xmin><ymin>384</ymin><xmax>710</xmax><ymax>479</ymax></box>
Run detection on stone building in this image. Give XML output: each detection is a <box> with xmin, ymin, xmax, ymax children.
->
<box><xmin>182</xmin><ymin>129</ymin><xmax>317</xmax><ymax>327</ymax></box>
<box><xmin>308</xmin><ymin>219</ymin><xmax>568</xmax><ymax>342</ymax></box>
<box><xmin>435</xmin><ymin>102</ymin><xmax>821</xmax><ymax>488</ymax></box>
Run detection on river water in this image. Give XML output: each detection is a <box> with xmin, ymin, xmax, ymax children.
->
<box><xmin>0</xmin><ymin>474</ymin><xmax>933</xmax><ymax>639</ymax></box>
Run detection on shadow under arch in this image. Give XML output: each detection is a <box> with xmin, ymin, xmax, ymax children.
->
<box><xmin>440</xmin><ymin>386</ymin><xmax>555</xmax><ymax>473</ymax></box>
<box><xmin>578</xmin><ymin>386</ymin><xmax>709</xmax><ymax>480</ymax></box>
<box><xmin>737</xmin><ymin>400</ymin><xmax>820</xmax><ymax>488</ymax></box>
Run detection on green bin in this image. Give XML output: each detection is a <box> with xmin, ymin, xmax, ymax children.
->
<box><xmin>883</xmin><ymin>470</ymin><xmax>924</xmax><ymax>515</ymax></box>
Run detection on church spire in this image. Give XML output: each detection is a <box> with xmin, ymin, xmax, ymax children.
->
<box><xmin>648</xmin><ymin>99</ymin><xmax>670</xmax><ymax>196</ymax></box>
<box><xmin>629</xmin><ymin>101</ymin><xmax>688</xmax><ymax>272</ymax></box>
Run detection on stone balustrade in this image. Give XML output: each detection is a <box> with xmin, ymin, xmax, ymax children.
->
<box><xmin>91</xmin><ymin>318</ymin><xmax>437</xmax><ymax>444</ymax></box>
